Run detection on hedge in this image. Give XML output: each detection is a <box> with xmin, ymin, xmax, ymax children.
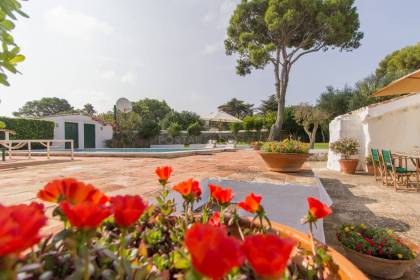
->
<box><xmin>0</xmin><ymin>117</ymin><xmax>54</xmax><ymax>140</ymax></box>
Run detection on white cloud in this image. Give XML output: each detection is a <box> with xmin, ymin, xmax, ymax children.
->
<box><xmin>44</xmin><ymin>6</ymin><xmax>114</xmax><ymax>40</ymax></box>
<box><xmin>100</xmin><ymin>70</ymin><xmax>117</xmax><ymax>80</ymax></box>
<box><xmin>202</xmin><ymin>0</ymin><xmax>238</xmax><ymax>28</ymax></box>
<box><xmin>201</xmin><ymin>42</ymin><xmax>224</xmax><ymax>55</ymax></box>
<box><xmin>121</xmin><ymin>71</ymin><xmax>138</xmax><ymax>85</ymax></box>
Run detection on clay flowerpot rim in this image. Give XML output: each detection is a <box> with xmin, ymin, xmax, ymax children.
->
<box><xmin>258</xmin><ymin>151</ymin><xmax>309</xmax><ymax>155</ymax></box>
<box><xmin>341</xmin><ymin>240</ymin><xmax>420</xmax><ymax>265</ymax></box>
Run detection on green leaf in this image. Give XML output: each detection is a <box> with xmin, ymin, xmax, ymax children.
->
<box><xmin>9</xmin><ymin>54</ymin><xmax>24</xmax><ymax>63</ymax></box>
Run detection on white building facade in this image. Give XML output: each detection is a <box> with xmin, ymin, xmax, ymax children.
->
<box><xmin>327</xmin><ymin>94</ymin><xmax>420</xmax><ymax>171</ymax></box>
<box><xmin>42</xmin><ymin>114</ymin><xmax>113</xmax><ymax>149</ymax></box>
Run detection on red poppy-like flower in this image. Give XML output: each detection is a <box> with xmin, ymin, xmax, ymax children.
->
<box><xmin>208</xmin><ymin>184</ymin><xmax>234</xmax><ymax>205</ymax></box>
<box><xmin>0</xmin><ymin>202</ymin><xmax>47</xmax><ymax>257</ymax></box>
<box><xmin>155</xmin><ymin>166</ymin><xmax>173</xmax><ymax>183</ymax></box>
<box><xmin>60</xmin><ymin>201</ymin><xmax>112</xmax><ymax>229</ymax></box>
<box><xmin>37</xmin><ymin>178</ymin><xmax>109</xmax><ymax>205</ymax></box>
<box><xmin>184</xmin><ymin>223</ymin><xmax>244</xmax><ymax>279</ymax></box>
<box><xmin>172</xmin><ymin>178</ymin><xmax>201</xmax><ymax>201</ymax></box>
<box><xmin>209</xmin><ymin>212</ymin><xmax>221</xmax><ymax>227</ymax></box>
<box><xmin>237</xmin><ymin>193</ymin><xmax>262</xmax><ymax>214</ymax></box>
<box><xmin>110</xmin><ymin>195</ymin><xmax>148</xmax><ymax>227</ymax></box>
<box><xmin>242</xmin><ymin>234</ymin><xmax>296</xmax><ymax>278</ymax></box>
<box><xmin>307</xmin><ymin>197</ymin><xmax>332</xmax><ymax>220</ymax></box>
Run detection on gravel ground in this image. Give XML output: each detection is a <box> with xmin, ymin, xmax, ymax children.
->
<box><xmin>311</xmin><ymin>162</ymin><xmax>420</xmax><ymax>280</ymax></box>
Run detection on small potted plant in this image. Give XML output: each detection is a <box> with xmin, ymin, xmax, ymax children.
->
<box><xmin>337</xmin><ymin>224</ymin><xmax>419</xmax><ymax>279</ymax></box>
<box><xmin>259</xmin><ymin>139</ymin><xmax>310</xmax><ymax>172</ymax></box>
<box><xmin>330</xmin><ymin>137</ymin><xmax>359</xmax><ymax>174</ymax></box>
<box><xmin>250</xmin><ymin>141</ymin><xmax>263</xmax><ymax>150</ymax></box>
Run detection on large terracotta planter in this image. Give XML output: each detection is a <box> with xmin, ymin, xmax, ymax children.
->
<box><xmin>259</xmin><ymin>152</ymin><xmax>309</xmax><ymax>172</ymax></box>
<box><xmin>341</xmin><ymin>240</ymin><xmax>419</xmax><ymax>279</ymax></box>
<box><xmin>339</xmin><ymin>159</ymin><xmax>359</xmax><ymax>174</ymax></box>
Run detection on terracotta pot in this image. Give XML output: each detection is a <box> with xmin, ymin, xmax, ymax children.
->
<box><xmin>241</xmin><ymin>219</ymin><xmax>368</xmax><ymax>280</ymax></box>
<box><xmin>341</xmin><ymin>240</ymin><xmax>419</xmax><ymax>279</ymax></box>
<box><xmin>366</xmin><ymin>164</ymin><xmax>377</xmax><ymax>175</ymax></box>
<box><xmin>339</xmin><ymin>159</ymin><xmax>359</xmax><ymax>174</ymax></box>
<box><xmin>259</xmin><ymin>152</ymin><xmax>309</xmax><ymax>172</ymax></box>
<box><xmin>252</xmin><ymin>144</ymin><xmax>262</xmax><ymax>150</ymax></box>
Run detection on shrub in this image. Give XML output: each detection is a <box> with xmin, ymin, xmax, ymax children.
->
<box><xmin>0</xmin><ymin>121</ymin><xmax>6</xmax><ymax>129</ymax></box>
<box><xmin>337</xmin><ymin>224</ymin><xmax>417</xmax><ymax>260</ymax></box>
<box><xmin>242</xmin><ymin>116</ymin><xmax>255</xmax><ymax>131</ymax></box>
<box><xmin>187</xmin><ymin>122</ymin><xmax>202</xmax><ymax>137</ymax></box>
<box><xmin>262</xmin><ymin>139</ymin><xmax>310</xmax><ymax>154</ymax></box>
<box><xmin>330</xmin><ymin>137</ymin><xmax>359</xmax><ymax>159</ymax></box>
<box><xmin>166</xmin><ymin>122</ymin><xmax>182</xmax><ymax>137</ymax></box>
<box><xmin>0</xmin><ymin>117</ymin><xmax>54</xmax><ymax>140</ymax></box>
<box><xmin>229</xmin><ymin>122</ymin><xmax>242</xmax><ymax>139</ymax></box>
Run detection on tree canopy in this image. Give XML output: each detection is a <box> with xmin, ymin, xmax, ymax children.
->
<box><xmin>0</xmin><ymin>0</ymin><xmax>28</xmax><ymax>86</ymax></box>
<box><xmin>293</xmin><ymin>103</ymin><xmax>329</xmax><ymax>148</ymax></box>
<box><xmin>13</xmin><ymin>97</ymin><xmax>74</xmax><ymax>117</ymax></box>
<box><xmin>81</xmin><ymin>103</ymin><xmax>96</xmax><ymax>116</ymax></box>
<box><xmin>258</xmin><ymin>95</ymin><xmax>277</xmax><ymax>114</ymax></box>
<box><xmin>225</xmin><ymin>0</ymin><xmax>363</xmax><ymax>140</ymax></box>
<box><xmin>133</xmin><ymin>98</ymin><xmax>171</xmax><ymax>123</ymax></box>
<box><xmin>160</xmin><ymin>110</ymin><xmax>201</xmax><ymax>130</ymax></box>
<box><xmin>217</xmin><ymin>98</ymin><xmax>254</xmax><ymax>119</ymax></box>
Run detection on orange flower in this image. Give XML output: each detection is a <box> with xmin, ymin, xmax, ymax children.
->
<box><xmin>184</xmin><ymin>224</ymin><xmax>244</xmax><ymax>279</ymax></box>
<box><xmin>307</xmin><ymin>197</ymin><xmax>332</xmax><ymax>220</ymax></box>
<box><xmin>242</xmin><ymin>234</ymin><xmax>296</xmax><ymax>278</ymax></box>
<box><xmin>209</xmin><ymin>211</ymin><xmax>221</xmax><ymax>227</ymax></box>
<box><xmin>237</xmin><ymin>193</ymin><xmax>262</xmax><ymax>214</ymax></box>
<box><xmin>60</xmin><ymin>201</ymin><xmax>112</xmax><ymax>229</ymax></box>
<box><xmin>155</xmin><ymin>166</ymin><xmax>173</xmax><ymax>183</ymax></box>
<box><xmin>0</xmin><ymin>202</ymin><xmax>47</xmax><ymax>257</ymax></box>
<box><xmin>110</xmin><ymin>195</ymin><xmax>148</xmax><ymax>227</ymax></box>
<box><xmin>208</xmin><ymin>184</ymin><xmax>234</xmax><ymax>205</ymax></box>
<box><xmin>37</xmin><ymin>178</ymin><xmax>109</xmax><ymax>205</ymax></box>
<box><xmin>172</xmin><ymin>178</ymin><xmax>201</xmax><ymax>201</ymax></box>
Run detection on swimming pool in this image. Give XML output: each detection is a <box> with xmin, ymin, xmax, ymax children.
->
<box><xmin>75</xmin><ymin>148</ymin><xmax>200</xmax><ymax>153</ymax></box>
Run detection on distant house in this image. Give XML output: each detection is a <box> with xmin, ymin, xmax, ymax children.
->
<box><xmin>327</xmin><ymin>94</ymin><xmax>420</xmax><ymax>171</ymax></box>
<box><xmin>41</xmin><ymin>114</ymin><xmax>113</xmax><ymax>149</ymax></box>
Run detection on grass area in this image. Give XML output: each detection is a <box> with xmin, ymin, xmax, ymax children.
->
<box><xmin>314</xmin><ymin>142</ymin><xmax>329</xmax><ymax>149</ymax></box>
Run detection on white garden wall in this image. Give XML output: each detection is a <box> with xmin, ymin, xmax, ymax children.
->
<box><xmin>328</xmin><ymin>94</ymin><xmax>420</xmax><ymax>171</ymax></box>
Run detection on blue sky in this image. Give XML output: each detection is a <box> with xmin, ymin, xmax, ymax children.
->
<box><xmin>1</xmin><ymin>0</ymin><xmax>419</xmax><ymax>116</ymax></box>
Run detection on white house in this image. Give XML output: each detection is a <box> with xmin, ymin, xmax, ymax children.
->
<box><xmin>42</xmin><ymin>114</ymin><xmax>113</xmax><ymax>149</ymax></box>
<box><xmin>327</xmin><ymin>94</ymin><xmax>420</xmax><ymax>171</ymax></box>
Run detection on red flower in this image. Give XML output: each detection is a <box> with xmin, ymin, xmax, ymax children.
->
<box><xmin>60</xmin><ymin>201</ymin><xmax>112</xmax><ymax>229</ymax></box>
<box><xmin>238</xmin><ymin>193</ymin><xmax>262</xmax><ymax>214</ymax></box>
<box><xmin>110</xmin><ymin>195</ymin><xmax>148</xmax><ymax>227</ymax></box>
<box><xmin>242</xmin><ymin>234</ymin><xmax>296</xmax><ymax>278</ymax></box>
<box><xmin>208</xmin><ymin>184</ymin><xmax>234</xmax><ymax>205</ymax></box>
<box><xmin>307</xmin><ymin>197</ymin><xmax>332</xmax><ymax>220</ymax></box>
<box><xmin>173</xmin><ymin>178</ymin><xmax>201</xmax><ymax>201</ymax></box>
<box><xmin>37</xmin><ymin>178</ymin><xmax>109</xmax><ymax>205</ymax></box>
<box><xmin>209</xmin><ymin>212</ymin><xmax>221</xmax><ymax>227</ymax></box>
<box><xmin>0</xmin><ymin>202</ymin><xmax>47</xmax><ymax>257</ymax></box>
<box><xmin>155</xmin><ymin>166</ymin><xmax>173</xmax><ymax>183</ymax></box>
<box><xmin>184</xmin><ymin>224</ymin><xmax>244</xmax><ymax>279</ymax></box>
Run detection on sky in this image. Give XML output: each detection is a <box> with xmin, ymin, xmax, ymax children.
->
<box><xmin>1</xmin><ymin>0</ymin><xmax>419</xmax><ymax>117</ymax></box>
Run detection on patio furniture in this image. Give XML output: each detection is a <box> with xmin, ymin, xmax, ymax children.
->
<box><xmin>393</xmin><ymin>151</ymin><xmax>420</xmax><ymax>189</ymax></box>
<box><xmin>370</xmin><ymin>148</ymin><xmax>384</xmax><ymax>182</ymax></box>
<box><xmin>381</xmin><ymin>149</ymin><xmax>416</xmax><ymax>191</ymax></box>
<box><xmin>225</xmin><ymin>139</ymin><xmax>237</xmax><ymax>150</ymax></box>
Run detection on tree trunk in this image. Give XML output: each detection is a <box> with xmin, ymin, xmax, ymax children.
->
<box><xmin>268</xmin><ymin>61</ymin><xmax>289</xmax><ymax>141</ymax></box>
<box><xmin>308</xmin><ymin>123</ymin><xmax>319</xmax><ymax>149</ymax></box>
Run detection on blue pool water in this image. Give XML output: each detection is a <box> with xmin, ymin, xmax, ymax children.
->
<box><xmin>74</xmin><ymin>148</ymin><xmax>201</xmax><ymax>153</ymax></box>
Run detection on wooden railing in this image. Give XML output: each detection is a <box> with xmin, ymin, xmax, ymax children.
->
<box><xmin>0</xmin><ymin>139</ymin><xmax>74</xmax><ymax>160</ymax></box>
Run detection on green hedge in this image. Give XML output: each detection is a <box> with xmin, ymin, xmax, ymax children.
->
<box><xmin>0</xmin><ymin>117</ymin><xmax>54</xmax><ymax>140</ymax></box>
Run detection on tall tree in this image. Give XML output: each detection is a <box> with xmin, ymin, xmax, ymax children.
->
<box><xmin>82</xmin><ymin>103</ymin><xmax>96</xmax><ymax>116</ymax></box>
<box><xmin>13</xmin><ymin>97</ymin><xmax>74</xmax><ymax>117</ymax></box>
<box><xmin>218</xmin><ymin>98</ymin><xmax>254</xmax><ymax>119</ymax></box>
<box><xmin>132</xmin><ymin>98</ymin><xmax>171</xmax><ymax>123</ymax></box>
<box><xmin>317</xmin><ymin>86</ymin><xmax>353</xmax><ymax>120</ymax></box>
<box><xmin>293</xmin><ymin>103</ymin><xmax>329</xmax><ymax>148</ymax></box>
<box><xmin>225</xmin><ymin>0</ymin><xmax>363</xmax><ymax>140</ymax></box>
<box><xmin>0</xmin><ymin>0</ymin><xmax>28</xmax><ymax>86</ymax></box>
<box><xmin>160</xmin><ymin>110</ymin><xmax>201</xmax><ymax>130</ymax></box>
<box><xmin>258</xmin><ymin>94</ymin><xmax>277</xmax><ymax>114</ymax></box>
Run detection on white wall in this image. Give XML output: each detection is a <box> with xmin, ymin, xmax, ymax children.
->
<box><xmin>42</xmin><ymin>114</ymin><xmax>113</xmax><ymax>149</ymax></box>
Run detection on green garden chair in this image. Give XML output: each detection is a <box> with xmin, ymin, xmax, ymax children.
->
<box><xmin>381</xmin><ymin>149</ymin><xmax>415</xmax><ymax>191</ymax></box>
<box><xmin>370</xmin><ymin>148</ymin><xmax>383</xmax><ymax>182</ymax></box>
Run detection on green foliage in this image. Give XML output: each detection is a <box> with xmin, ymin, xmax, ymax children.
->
<box><xmin>0</xmin><ymin>116</ymin><xmax>54</xmax><ymax>140</ymax></box>
<box><xmin>330</xmin><ymin>137</ymin><xmax>359</xmax><ymax>159</ymax></box>
<box><xmin>96</xmin><ymin>111</ymin><xmax>114</xmax><ymax>124</ymax></box>
<box><xmin>166</xmin><ymin>122</ymin><xmax>182</xmax><ymax>137</ymax></box>
<box><xmin>186</xmin><ymin>122</ymin><xmax>202</xmax><ymax>137</ymax></box>
<box><xmin>217</xmin><ymin>98</ymin><xmax>254</xmax><ymax>119</ymax></box>
<box><xmin>13</xmin><ymin>97</ymin><xmax>74</xmax><ymax>117</ymax></box>
<box><xmin>229</xmin><ymin>122</ymin><xmax>242</xmax><ymax>139</ymax></box>
<box><xmin>263</xmin><ymin>111</ymin><xmax>276</xmax><ymax>129</ymax></box>
<box><xmin>317</xmin><ymin>86</ymin><xmax>353</xmax><ymax>120</ymax></box>
<box><xmin>262</xmin><ymin>139</ymin><xmax>310</xmax><ymax>154</ymax></box>
<box><xmin>137</xmin><ymin>118</ymin><xmax>160</xmax><ymax>140</ymax></box>
<box><xmin>0</xmin><ymin>0</ymin><xmax>28</xmax><ymax>86</ymax></box>
<box><xmin>258</xmin><ymin>95</ymin><xmax>277</xmax><ymax>114</ymax></box>
<box><xmin>160</xmin><ymin>110</ymin><xmax>201</xmax><ymax>130</ymax></box>
<box><xmin>253</xmin><ymin>116</ymin><xmax>264</xmax><ymax>132</ymax></box>
<box><xmin>133</xmin><ymin>98</ymin><xmax>171</xmax><ymax>122</ymax></box>
<box><xmin>81</xmin><ymin>103</ymin><xmax>96</xmax><ymax>116</ymax></box>
<box><xmin>337</xmin><ymin>224</ymin><xmax>416</xmax><ymax>260</ymax></box>
<box><xmin>0</xmin><ymin>120</ymin><xmax>6</xmax><ymax>129</ymax></box>
<box><xmin>242</xmin><ymin>116</ymin><xmax>255</xmax><ymax>131</ymax></box>
<box><xmin>293</xmin><ymin>103</ymin><xmax>329</xmax><ymax>148</ymax></box>
<box><xmin>225</xmin><ymin>0</ymin><xmax>362</xmax><ymax>139</ymax></box>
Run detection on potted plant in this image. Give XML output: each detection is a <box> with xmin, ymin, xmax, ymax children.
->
<box><xmin>250</xmin><ymin>141</ymin><xmax>263</xmax><ymax>150</ymax></box>
<box><xmin>330</xmin><ymin>138</ymin><xmax>360</xmax><ymax>174</ymax></box>
<box><xmin>337</xmin><ymin>224</ymin><xmax>419</xmax><ymax>279</ymax></box>
<box><xmin>258</xmin><ymin>139</ymin><xmax>310</xmax><ymax>172</ymax></box>
<box><xmin>0</xmin><ymin>167</ymin><xmax>367</xmax><ymax>279</ymax></box>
